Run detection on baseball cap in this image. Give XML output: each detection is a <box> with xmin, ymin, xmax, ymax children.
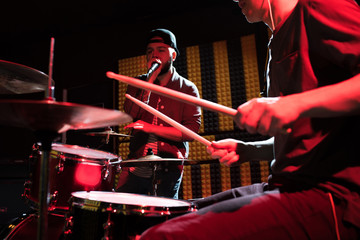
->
<box><xmin>146</xmin><ymin>28</ymin><xmax>180</xmax><ymax>56</ymax></box>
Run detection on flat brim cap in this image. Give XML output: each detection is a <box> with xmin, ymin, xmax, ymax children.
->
<box><xmin>146</xmin><ymin>28</ymin><xmax>180</xmax><ymax>56</ymax></box>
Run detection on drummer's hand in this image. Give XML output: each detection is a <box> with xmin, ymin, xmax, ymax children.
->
<box><xmin>207</xmin><ymin>139</ymin><xmax>240</xmax><ymax>166</ymax></box>
<box><xmin>124</xmin><ymin>120</ymin><xmax>153</xmax><ymax>133</ymax></box>
<box><xmin>234</xmin><ymin>97</ymin><xmax>295</xmax><ymax>136</ymax></box>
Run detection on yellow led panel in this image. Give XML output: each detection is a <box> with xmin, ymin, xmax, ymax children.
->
<box><xmin>241</xmin><ymin>35</ymin><xmax>261</xmax><ymax>101</ymax></box>
<box><xmin>117</xmin><ymin>55</ymin><xmax>147</xmax><ymax>133</ymax></box>
<box><xmin>221</xmin><ymin>164</ymin><xmax>231</xmax><ymax>192</ymax></box>
<box><xmin>260</xmin><ymin>160</ymin><xmax>270</xmax><ymax>183</ymax></box>
<box><xmin>213</xmin><ymin>41</ymin><xmax>233</xmax><ymax>132</ymax></box>
<box><xmin>240</xmin><ymin>162</ymin><xmax>252</xmax><ymax>186</ymax></box>
<box><xmin>188</xmin><ymin>135</ymin><xmax>215</xmax><ymax>161</ymax></box>
<box><xmin>201</xmin><ymin>164</ymin><xmax>211</xmax><ymax>198</ymax></box>
<box><xmin>182</xmin><ymin>165</ymin><xmax>193</xmax><ymax>200</ymax></box>
<box><xmin>118</xmin><ymin>142</ymin><xmax>130</xmax><ymax>161</ymax></box>
<box><xmin>186</xmin><ymin>45</ymin><xmax>205</xmax><ymax>134</ymax></box>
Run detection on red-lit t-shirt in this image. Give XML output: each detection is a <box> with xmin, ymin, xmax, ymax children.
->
<box><xmin>268</xmin><ymin>0</ymin><xmax>360</xmax><ymax>227</ymax></box>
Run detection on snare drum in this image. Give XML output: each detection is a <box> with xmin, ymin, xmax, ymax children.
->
<box><xmin>63</xmin><ymin>191</ymin><xmax>196</xmax><ymax>240</ymax></box>
<box><xmin>24</xmin><ymin>143</ymin><xmax>121</xmax><ymax>210</ymax></box>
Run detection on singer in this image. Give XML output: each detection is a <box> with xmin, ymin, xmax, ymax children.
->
<box><xmin>116</xmin><ymin>28</ymin><xmax>201</xmax><ymax>199</ymax></box>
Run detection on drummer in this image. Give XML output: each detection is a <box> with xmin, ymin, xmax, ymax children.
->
<box><xmin>116</xmin><ymin>28</ymin><xmax>201</xmax><ymax>199</ymax></box>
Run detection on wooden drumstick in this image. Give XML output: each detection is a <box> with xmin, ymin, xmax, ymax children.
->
<box><xmin>125</xmin><ymin>94</ymin><xmax>211</xmax><ymax>147</ymax></box>
<box><xmin>110</xmin><ymin>72</ymin><xmax>291</xmax><ymax>135</ymax></box>
<box><xmin>107</xmin><ymin>72</ymin><xmax>237</xmax><ymax>117</ymax></box>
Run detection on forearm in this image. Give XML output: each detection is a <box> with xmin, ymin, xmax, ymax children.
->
<box><xmin>288</xmin><ymin>73</ymin><xmax>360</xmax><ymax>118</ymax></box>
<box><xmin>150</xmin><ymin>125</ymin><xmax>183</xmax><ymax>142</ymax></box>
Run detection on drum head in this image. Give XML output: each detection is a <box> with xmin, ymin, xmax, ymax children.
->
<box><xmin>72</xmin><ymin>191</ymin><xmax>190</xmax><ymax>207</ymax></box>
<box><xmin>71</xmin><ymin>191</ymin><xmax>192</xmax><ymax>216</ymax></box>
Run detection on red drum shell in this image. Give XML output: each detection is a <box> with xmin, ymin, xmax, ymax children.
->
<box><xmin>26</xmin><ymin>143</ymin><xmax>121</xmax><ymax>210</ymax></box>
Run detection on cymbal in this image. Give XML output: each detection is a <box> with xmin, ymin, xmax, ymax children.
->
<box><xmin>85</xmin><ymin>130</ymin><xmax>132</xmax><ymax>137</ymax></box>
<box><xmin>121</xmin><ymin>155</ymin><xmax>194</xmax><ymax>166</ymax></box>
<box><xmin>0</xmin><ymin>60</ymin><xmax>54</xmax><ymax>95</ymax></box>
<box><xmin>0</xmin><ymin>99</ymin><xmax>133</xmax><ymax>133</ymax></box>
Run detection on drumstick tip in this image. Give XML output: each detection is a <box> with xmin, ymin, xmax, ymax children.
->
<box><xmin>106</xmin><ymin>71</ymin><xmax>115</xmax><ymax>78</ymax></box>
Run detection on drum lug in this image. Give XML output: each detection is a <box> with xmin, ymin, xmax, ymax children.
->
<box><xmin>63</xmin><ymin>215</ymin><xmax>74</xmax><ymax>237</ymax></box>
<box><xmin>102</xmin><ymin>160</ymin><xmax>111</xmax><ymax>181</ymax></box>
<box><xmin>48</xmin><ymin>191</ymin><xmax>58</xmax><ymax>211</ymax></box>
<box><xmin>116</xmin><ymin>163</ymin><xmax>121</xmax><ymax>173</ymax></box>
<box><xmin>22</xmin><ymin>180</ymin><xmax>32</xmax><ymax>199</ymax></box>
<box><xmin>56</xmin><ymin>155</ymin><xmax>65</xmax><ymax>173</ymax></box>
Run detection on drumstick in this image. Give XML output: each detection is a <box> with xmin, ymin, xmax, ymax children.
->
<box><xmin>107</xmin><ymin>72</ymin><xmax>237</xmax><ymax>117</ymax></box>
<box><xmin>110</xmin><ymin>72</ymin><xmax>291</xmax><ymax>135</ymax></box>
<box><xmin>125</xmin><ymin>94</ymin><xmax>211</xmax><ymax>147</ymax></box>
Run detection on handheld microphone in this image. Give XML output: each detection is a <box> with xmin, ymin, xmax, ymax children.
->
<box><xmin>147</xmin><ymin>62</ymin><xmax>160</xmax><ymax>76</ymax></box>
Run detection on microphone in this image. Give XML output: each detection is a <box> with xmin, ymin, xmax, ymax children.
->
<box><xmin>147</xmin><ymin>62</ymin><xmax>160</xmax><ymax>77</ymax></box>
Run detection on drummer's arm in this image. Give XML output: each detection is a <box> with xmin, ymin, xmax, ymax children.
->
<box><xmin>148</xmin><ymin>125</ymin><xmax>184</xmax><ymax>141</ymax></box>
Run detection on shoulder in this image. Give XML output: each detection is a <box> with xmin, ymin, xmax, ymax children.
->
<box><xmin>169</xmin><ymin>70</ymin><xmax>200</xmax><ymax>97</ymax></box>
<box><xmin>301</xmin><ymin>0</ymin><xmax>360</xmax><ymax>17</ymax></box>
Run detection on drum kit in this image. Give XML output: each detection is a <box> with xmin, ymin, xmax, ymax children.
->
<box><xmin>0</xmin><ymin>59</ymin><xmax>196</xmax><ymax>240</ymax></box>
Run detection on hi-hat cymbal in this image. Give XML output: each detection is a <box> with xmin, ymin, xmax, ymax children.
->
<box><xmin>121</xmin><ymin>155</ymin><xmax>195</xmax><ymax>166</ymax></box>
<box><xmin>85</xmin><ymin>130</ymin><xmax>132</xmax><ymax>137</ymax></box>
<box><xmin>0</xmin><ymin>60</ymin><xmax>54</xmax><ymax>95</ymax></box>
<box><xmin>0</xmin><ymin>99</ymin><xmax>133</xmax><ymax>133</ymax></box>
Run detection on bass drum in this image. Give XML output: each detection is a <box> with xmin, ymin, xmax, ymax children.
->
<box><xmin>0</xmin><ymin>212</ymin><xmax>65</xmax><ymax>240</ymax></box>
<box><xmin>24</xmin><ymin>143</ymin><xmax>121</xmax><ymax>211</ymax></box>
<box><xmin>64</xmin><ymin>191</ymin><xmax>197</xmax><ymax>240</ymax></box>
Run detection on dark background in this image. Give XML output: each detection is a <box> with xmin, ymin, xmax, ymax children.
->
<box><xmin>0</xmin><ymin>0</ymin><xmax>359</xmax><ymax>229</ymax></box>
<box><xmin>0</xmin><ymin>0</ymin><xmax>267</xmax><ymax>228</ymax></box>
<box><xmin>0</xmin><ymin>0</ymin><xmax>269</xmax><ymax>161</ymax></box>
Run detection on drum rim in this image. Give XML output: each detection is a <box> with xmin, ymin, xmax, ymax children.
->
<box><xmin>49</xmin><ymin>152</ymin><xmax>121</xmax><ymax>165</ymax></box>
<box><xmin>70</xmin><ymin>191</ymin><xmax>194</xmax><ymax>216</ymax></box>
<box><xmin>34</xmin><ymin>142</ymin><xmax>121</xmax><ymax>164</ymax></box>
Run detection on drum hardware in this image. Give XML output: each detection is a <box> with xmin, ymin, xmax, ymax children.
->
<box><xmin>48</xmin><ymin>191</ymin><xmax>59</xmax><ymax>211</ymax></box>
<box><xmin>22</xmin><ymin>180</ymin><xmax>32</xmax><ymax>200</ymax></box>
<box><xmin>62</xmin><ymin>215</ymin><xmax>74</xmax><ymax>237</ymax></box>
<box><xmin>0</xmin><ymin>99</ymin><xmax>132</xmax><ymax>240</ymax></box>
<box><xmin>102</xmin><ymin>159</ymin><xmax>110</xmax><ymax>181</ymax></box>
<box><xmin>103</xmin><ymin>205</ymin><xmax>115</xmax><ymax>240</ymax></box>
<box><xmin>55</xmin><ymin>155</ymin><xmax>65</xmax><ymax>173</ymax></box>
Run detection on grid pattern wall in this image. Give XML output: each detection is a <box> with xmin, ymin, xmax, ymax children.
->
<box><xmin>117</xmin><ymin>35</ymin><xmax>269</xmax><ymax>199</ymax></box>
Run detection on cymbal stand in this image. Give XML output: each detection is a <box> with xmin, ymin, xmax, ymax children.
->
<box><xmin>152</xmin><ymin>163</ymin><xmax>160</xmax><ymax>196</ymax></box>
<box><xmin>36</xmin><ymin>131</ymin><xmax>58</xmax><ymax>240</ymax></box>
<box><xmin>37</xmin><ymin>37</ymin><xmax>57</xmax><ymax>240</ymax></box>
